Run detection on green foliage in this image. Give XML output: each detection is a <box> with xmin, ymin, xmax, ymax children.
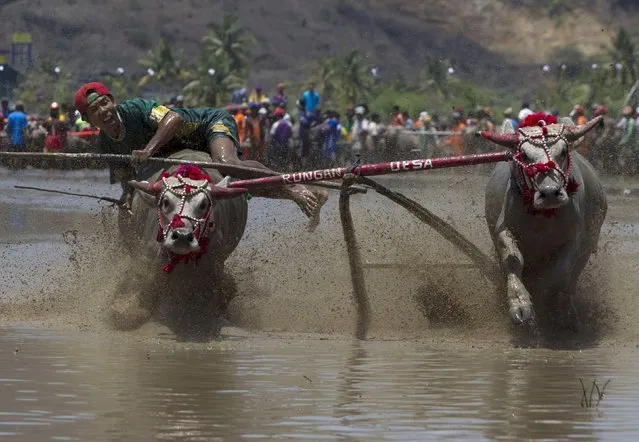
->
<box><xmin>610</xmin><ymin>28</ymin><xmax>637</xmax><ymax>86</ymax></box>
<box><xmin>447</xmin><ymin>78</ymin><xmax>497</xmax><ymax>110</ymax></box>
<box><xmin>369</xmin><ymin>85</ymin><xmax>427</xmax><ymax>119</ymax></box>
<box><xmin>308</xmin><ymin>50</ymin><xmax>376</xmax><ymax>110</ymax></box>
<box><xmin>12</xmin><ymin>60</ymin><xmax>71</xmax><ymax>114</ymax></box>
<box><xmin>534</xmin><ymin>28</ymin><xmax>637</xmax><ymax>116</ymax></box>
<box><xmin>182</xmin><ymin>14</ymin><xmax>254</xmax><ymax>106</ymax></box>
<box><xmin>103</xmin><ymin>75</ymin><xmax>140</xmax><ymax>100</ymax></box>
<box><xmin>10</xmin><ymin>14</ymin><xmax>639</xmax><ymax>123</ymax></box>
<box><xmin>420</xmin><ymin>57</ymin><xmax>450</xmax><ymax>99</ymax></box>
<box><xmin>182</xmin><ymin>52</ymin><xmax>244</xmax><ymax>107</ymax></box>
<box><xmin>201</xmin><ymin>14</ymin><xmax>256</xmax><ymax>76</ymax></box>
<box><xmin>308</xmin><ymin>50</ymin><xmax>517</xmax><ymax>119</ymax></box>
<box><xmin>138</xmin><ymin>37</ymin><xmax>189</xmax><ymax>89</ymax></box>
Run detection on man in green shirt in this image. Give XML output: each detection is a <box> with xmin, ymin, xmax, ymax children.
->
<box><xmin>74</xmin><ymin>82</ymin><xmax>327</xmax><ymax>229</ymax></box>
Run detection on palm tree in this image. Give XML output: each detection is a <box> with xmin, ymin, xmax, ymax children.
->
<box><xmin>103</xmin><ymin>74</ymin><xmax>141</xmax><ymax>100</ymax></box>
<box><xmin>138</xmin><ymin>37</ymin><xmax>188</xmax><ymax>89</ymax></box>
<box><xmin>309</xmin><ymin>51</ymin><xmax>375</xmax><ymax>108</ymax></box>
<box><xmin>201</xmin><ymin>14</ymin><xmax>256</xmax><ymax>76</ymax></box>
<box><xmin>309</xmin><ymin>56</ymin><xmax>339</xmax><ymax>103</ymax></box>
<box><xmin>424</xmin><ymin>56</ymin><xmax>449</xmax><ymax>99</ymax></box>
<box><xmin>182</xmin><ymin>52</ymin><xmax>244</xmax><ymax>107</ymax></box>
<box><xmin>334</xmin><ymin>50</ymin><xmax>375</xmax><ymax>104</ymax></box>
<box><xmin>610</xmin><ymin>28</ymin><xmax>637</xmax><ymax>87</ymax></box>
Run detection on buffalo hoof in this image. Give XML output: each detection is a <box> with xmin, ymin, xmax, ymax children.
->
<box><xmin>509</xmin><ymin>300</ymin><xmax>535</xmax><ymax>325</ymax></box>
<box><xmin>107</xmin><ymin>298</ymin><xmax>153</xmax><ymax>331</ymax></box>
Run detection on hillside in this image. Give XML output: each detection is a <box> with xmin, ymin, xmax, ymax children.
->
<box><xmin>1</xmin><ymin>0</ymin><xmax>638</xmax><ymax>94</ymax></box>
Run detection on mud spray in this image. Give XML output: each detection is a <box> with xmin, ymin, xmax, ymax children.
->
<box><xmin>0</xmin><ymin>171</ymin><xmax>634</xmax><ymax>347</ymax></box>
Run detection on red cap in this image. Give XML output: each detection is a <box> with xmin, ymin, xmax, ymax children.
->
<box><xmin>74</xmin><ymin>82</ymin><xmax>111</xmax><ymax>116</ymax></box>
<box><xmin>272</xmin><ymin>107</ymin><xmax>286</xmax><ymax>118</ymax></box>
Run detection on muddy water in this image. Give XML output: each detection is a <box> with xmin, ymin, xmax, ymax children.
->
<box><xmin>2</xmin><ymin>167</ymin><xmax>639</xmax><ymax>440</ymax></box>
<box><xmin>1</xmin><ymin>327</ymin><xmax>638</xmax><ymax>441</ymax></box>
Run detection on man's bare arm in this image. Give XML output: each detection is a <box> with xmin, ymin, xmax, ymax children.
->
<box><xmin>135</xmin><ymin>111</ymin><xmax>184</xmax><ymax>159</ymax></box>
<box><xmin>110</xmin><ymin>166</ymin><xmax>137</xmax><ymax>212</ymax></box>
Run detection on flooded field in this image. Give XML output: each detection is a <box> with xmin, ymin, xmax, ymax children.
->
<box><xmin>2</xmin><ymin>166</ymin><xmax>639</xmax><ymax>440</ymax></box>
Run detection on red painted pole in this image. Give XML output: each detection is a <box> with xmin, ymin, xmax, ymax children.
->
<box><xmin>68</xmin><ymin>130</ymin><xmax>100</xmax><ymax>137</ymax></box>
<box><xmin>228</xmin><ymin>151</ymin><xmax>511</xmax><ymax>189</ymax></box>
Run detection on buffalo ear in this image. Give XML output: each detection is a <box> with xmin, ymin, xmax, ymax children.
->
<box><xmin>215</xmin><ymin>176</ymin><xmax>231</xmax><ymax>188</ymax></box>
<box><xmin>558</xmin><ymin>118</ymin><xmax>582</xmax><ymax>150</ymax></box>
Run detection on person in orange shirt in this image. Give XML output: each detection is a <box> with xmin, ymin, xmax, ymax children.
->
<box><xmin>443</xmin><ymin>111</ymin><xmax>466</xmax><ymax>156</ymax></box>
<box><xmin>571</xmin><ymin>104</ymin><xmax>587</xmax><ymax>125</ymax></box>
<box><xmin>231</xmin><ymin>105</ymin><xmax>247</xmax><ymax>147</ymax></box>
<box><xmin>228</xmin><ymin>104</ymin><xmax>253</xmax><ymax>159</ymax></box>
<box><xmin>246</xmin><ymin>104</ymin><xmax>268</xmax><ymax>162</ymax></box>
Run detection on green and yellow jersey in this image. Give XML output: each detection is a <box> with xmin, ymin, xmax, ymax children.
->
<box><xmin>97</xmin><ymin>98</ymin><xmax>239</xmax><ymax>183</ymax></box>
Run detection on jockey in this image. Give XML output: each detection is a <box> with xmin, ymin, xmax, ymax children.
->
<box><xmin>74</xmin><ymin>82</ymin><xmax>327</xmax><ymax>230</ymax></box>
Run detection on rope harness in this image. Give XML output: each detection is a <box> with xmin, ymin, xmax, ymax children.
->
<box><xmin>511</xmin><ymin>121</ymin><xmax>580</xmax><ymax>218</ymax></box>
<box><xmin>155</xmin><ymin>166</ymin><xmax>215</xmax><ymax>274</ymax></box>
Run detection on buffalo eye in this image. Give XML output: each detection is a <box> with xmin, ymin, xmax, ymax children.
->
<box><xmin>160</xmin><ymin>197</ymin><xmax>171</xmax><ymax>211</ymax></box>
<box><xmin>198</xmin><ymin>199</ymin><xmax>210</xmax><ymax>214</ymax></box>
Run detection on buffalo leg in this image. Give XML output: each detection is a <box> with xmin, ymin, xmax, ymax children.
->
<box><xmin>561</xmin><ymin>249</ymin><xmax>593</xmax><ymax>331</ymax></box>
<box><xmin>497</xmin><ymin>229</ymin><xmax>534</xmax><ymax>324</ymax></box>
<box><xmin>538</xmin><ymin>241</ymin><xmax>585</xmax><ymax>330</ymax></box>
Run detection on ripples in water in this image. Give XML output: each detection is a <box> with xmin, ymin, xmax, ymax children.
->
<box><xmin>0</xmin><ymin>327</ymin><xmax>638</xmax><ymax>440</ymax></box>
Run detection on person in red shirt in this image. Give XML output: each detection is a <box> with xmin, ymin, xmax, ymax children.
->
<box><xmin>43</xmin><ymin>102</ymin><xmax>69</xmax><ymax>152</ymax></box>
<box><xmin>390</xmin><ymin>105</ymin><xmax>405</xmax><ymax>126</ymax></box>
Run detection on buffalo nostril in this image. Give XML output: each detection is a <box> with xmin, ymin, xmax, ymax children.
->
<box><xmin>171</xmin><ymin>231</ymin><xmax>180</xmax><ymax>240</ymax></box>
<box><xmin>555</xmin><ymin>189</ymin><xmax>562</xmax><ymax>196</ymax></box>
<box><xmin>186</xmin><ymin>233</ymin><xmax>194</xmax><ymax>242</ymax></box>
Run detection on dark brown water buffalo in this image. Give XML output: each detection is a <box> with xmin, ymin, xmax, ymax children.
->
<box><xmin>480</xmin><ymin>115</ymin><xmax>607</xmax><ymax>329</ymax></box>
<box><xmin>110</xmin><ymin>149</ymin><xmax>249</xmax><ymax>338</ymax></box>
<box><xmin>379</xmin><ymin>126</ymin><xmax>420</xmax><ymax>161</ymax></box>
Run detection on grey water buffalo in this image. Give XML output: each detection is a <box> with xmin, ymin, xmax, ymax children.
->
<box><xmin>480</xmin><ymin>115</ymin><xmax>607</xmax><ymax>328</ymax></box>
<box><xmin>110</xmin><ymin>149</ymin><xmax>249</xmax><ymax>336</ymax></box>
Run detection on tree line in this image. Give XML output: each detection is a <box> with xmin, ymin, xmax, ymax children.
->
<box><xmin>11</xmin><ymin>14</ymin><xmax>639</xmax><ymax>119</ymax></box>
